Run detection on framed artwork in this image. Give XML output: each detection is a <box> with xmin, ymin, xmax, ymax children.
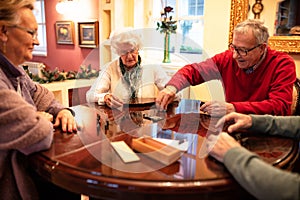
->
<box><xmin>78</xmin><ymin>21</ymin><xmax>99</xmax><ymax>48</ymax></box>
<box><xmin>55</xmin><ymin>21</ymin><xmax>74</xmax><ymax>45</ymax></box>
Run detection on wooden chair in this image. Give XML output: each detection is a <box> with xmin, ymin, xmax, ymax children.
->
<box><xmin>291</xmin><ymin>78</ymin><xmax>300</xmax><ymax>115</ymax></box>
<box><xmin>291</xmin><ymin>78</ymin><xmax>300</xmax><ymax>173</ymax></box>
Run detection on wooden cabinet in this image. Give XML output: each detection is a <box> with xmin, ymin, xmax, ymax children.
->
<box><xmin>41</xmin><ymin>79</ymin><xmax>95</xmax><ymax>107</ymax></box>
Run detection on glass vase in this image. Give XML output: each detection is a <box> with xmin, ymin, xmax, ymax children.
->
<box><xmin>163</xmin><ymin>32</ymin><xmax>171</xmax><ymax>63</ymax></box>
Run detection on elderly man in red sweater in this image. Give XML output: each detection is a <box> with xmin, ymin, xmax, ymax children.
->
<box><xmin>156</xmin><ymin>19</ymin><xmax>296</xmax><ymax>116</ymax></box>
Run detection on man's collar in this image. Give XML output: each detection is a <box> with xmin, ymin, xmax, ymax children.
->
<box><xmin>243</xmin><ymin>48</ymin><xmax>267</xmax><ymax>74</ymax></box>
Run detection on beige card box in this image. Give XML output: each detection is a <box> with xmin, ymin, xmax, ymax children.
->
<box><xmin>132</xmin><ymin>137</ymin><xmax>182</xmax><ymax>165</ymax></box>
<box><xmin>111</xmin><ymin>141</ymin><xmax>140</xmax><ymax>163</ymax></box>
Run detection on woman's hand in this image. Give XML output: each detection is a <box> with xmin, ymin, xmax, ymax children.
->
<box><xmin>104</xmin><ymin>94</ymin><xmax>124</xmax><ymax>108</ymax></box>
<box><xmin>53</xmin><ymin>109</ymin><xmax>77</xmax><ymax>133</ymax></box>
<box><xmin>37</xmin><ymin>111</ymin><xmax>53</xmax><ymax>122</ymax></box>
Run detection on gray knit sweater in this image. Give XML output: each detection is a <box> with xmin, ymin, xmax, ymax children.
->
<box><xmin>224</xmin><ymin>115</ymin><xmax>300</xmax><ymax>200</ymax></box>
<box><xmin>0</xmin><ymin>53</ymin><xmax>64</xmax><ymax>199</ymax></box>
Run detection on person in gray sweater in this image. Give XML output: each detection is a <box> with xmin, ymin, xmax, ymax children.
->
<box><xmin>0</xmin><ymin>0</ymin><xmax>77</xmax><ymax>199</ymax></box>
<box><xmin>206</xmin><ymin>112</ymin><xmax>300</xmax><ymax>200</ymax></box>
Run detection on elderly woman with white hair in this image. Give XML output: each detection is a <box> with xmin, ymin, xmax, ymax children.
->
<box><xmin>86</xmin><ymin>28</ymin><xmax>171</xmax><ymax>108</ymax></box>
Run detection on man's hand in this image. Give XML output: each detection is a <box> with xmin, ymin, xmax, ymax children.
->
<box><xmin>54</xmin><ymin>109</ymin><xmax>77</xmax><ymax>133</ymax></box>
<box><xmin>206</xmin><ymin>132</ymin><xmax>241</xmax><ymax>162</ymax></box>
<box><xmin>156</xmin><ymin>87</ymin><xmax>176</xmax><ymax>110</ymax></box>
<box><xmin>215</xmin><ymin>112</ymin><xmax>252</xmax><ymax>133</ymax></box>
<box><xmin>104</xmin><ymin>93</ymin><xmax>123</xmax><ymax>108</ymax></box>
<box><xmin>200</xmin><ymin>101</ymin><xmax>235</xmax><ymax>117</ymax></box>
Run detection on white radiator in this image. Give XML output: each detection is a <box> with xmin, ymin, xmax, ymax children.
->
<box><xmin>22</xmin><ymin>61</ymin><xmax>45</xmax><ymax>77</ymax></box>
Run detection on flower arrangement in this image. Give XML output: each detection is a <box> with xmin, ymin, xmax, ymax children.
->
<box><xmin>156</xmin><ymin>6</ymin><xmax>177</xmax><ymax>34</ymax></box>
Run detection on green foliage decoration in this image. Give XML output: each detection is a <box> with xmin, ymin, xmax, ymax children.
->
<box><xmin>23</xmin><ymin>64</ymin><xmax>99</xmax><ymax>84</ymax></box>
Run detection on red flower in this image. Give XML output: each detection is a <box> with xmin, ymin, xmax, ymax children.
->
<box><xmin>157</xmin><ymin>6</ymin><xmax>177</xmax><ymax>34</ymax></box>
<box><xmin>164</xmin><ymin>6</ymin><xmax>173</xmax><ymax>13</ymax></box>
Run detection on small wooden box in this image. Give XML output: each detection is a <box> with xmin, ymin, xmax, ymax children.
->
<box><xmin>132</xmin><ymin>137</ymin><xmax>181</xmax><ymax>165</ymax></box>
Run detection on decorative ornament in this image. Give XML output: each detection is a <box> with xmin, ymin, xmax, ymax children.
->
<box><xmin>252</xmin><ymin>0</ymin><xmax>264</xmax><ymax>19</ymax></box>
<box><xmin>23</xmin><ymin>64</ymin><xmax>99</xmax><ymax>84</ymax></box>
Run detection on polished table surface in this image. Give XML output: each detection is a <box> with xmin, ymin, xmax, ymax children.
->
<box><xmin>29</xmin><ymin>99</ymin><xmax>299</xmax><ymax>199</ymax></box>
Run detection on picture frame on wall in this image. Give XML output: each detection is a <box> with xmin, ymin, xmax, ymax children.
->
<box><xmin>55</xmin><ymin>21</ymin><xmax>74</xmax><ymax>45</ymax></box>
<box><xmin>78</xmin><ymin>21</ymin><xmax>99</xmax><ymax>48</ymax></box>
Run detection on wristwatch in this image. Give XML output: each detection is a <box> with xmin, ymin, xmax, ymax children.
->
<box><xmin>252</xmin><ymin>0</ymin><xmax>264</xmax><ymax>19</ymax></box>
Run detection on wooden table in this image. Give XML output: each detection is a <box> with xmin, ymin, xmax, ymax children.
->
<box><xmin>29</xmin><ymin>99</ymin><xmax>299</xmax><ymax>199</ymax></box>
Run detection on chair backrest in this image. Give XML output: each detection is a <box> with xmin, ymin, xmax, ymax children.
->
<box><xmin>291</xmin><ymin>78</ymin><xmax>300</xmax><ymax>115</ymax></box>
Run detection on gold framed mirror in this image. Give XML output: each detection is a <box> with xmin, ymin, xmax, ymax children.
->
<box><xmin>229</xmin><ymin>0</ymin><xmax>300</xmax><ymax>53</ymax></box>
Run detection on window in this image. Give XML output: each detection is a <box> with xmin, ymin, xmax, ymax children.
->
<box><xmin>188</xmin><ymin>0</ymin><xmax>204</xmax><ymax>16</ymax></box>
<box><xmin>32</xmin><ymin>0</ymin><xmax>47</xmax><ymax>56</ymax></box>
<box><xmin>152</xmin><ymin>0</ymin><xmax>204</xmax><ymax>57</ymax></box>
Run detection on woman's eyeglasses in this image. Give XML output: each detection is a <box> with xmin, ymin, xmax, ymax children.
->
<box><xmin>229</xmin><ymin>43</ymin><xmax>262</xmax><ymax>56</ymax></box>
<box><xmin>120</xmin><ymin>48</ymin><xmax>139</xmax><ymax>57</ymax></box>
<box><xmin>7</xmin><ymin>25</ymin><xmax>38</xmax><ymax>40</ymax></box>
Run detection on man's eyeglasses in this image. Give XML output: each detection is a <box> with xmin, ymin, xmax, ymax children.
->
<box><xmin>120</xmin><ymin>48</ymin><xmax>139</xmax><ymax>57</ymax></box>
<box><xmin>229</xmin><ymin>43</ymin><xmax>262</xmax><ymax>56</ymax></box>
<box><xmin>7</xmin><ymin>25</ymin><xmax>38</xmax><ymax>40</ymax></box>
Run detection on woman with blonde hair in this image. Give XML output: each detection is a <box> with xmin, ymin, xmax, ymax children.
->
<box><xmin>0</xmin><ymin>1</ymin><xmax>77</xmax><ymax>199</ymax></box>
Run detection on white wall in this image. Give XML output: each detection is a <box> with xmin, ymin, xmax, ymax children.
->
<box><xmin>203</xmin><ymin>0</ymin><xmax>231</xmax><ymax>58</ymax></box>
<box><xmin>190</xmin><ymin>0</ymin><xmax>231</xmax><ymax>101</ymax></box>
